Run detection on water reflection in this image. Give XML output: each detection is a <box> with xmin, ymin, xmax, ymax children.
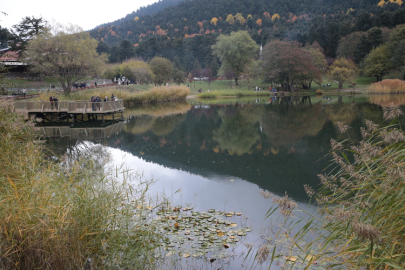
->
<box><xmin>44</xmin><ymin>96</ymin><xmax>398</xmax><ymax>203</ymax></box>
<box><xmin>41</xmin><ymin>95</ymin><xmax>405</xmax><ymax>268</ymax></box>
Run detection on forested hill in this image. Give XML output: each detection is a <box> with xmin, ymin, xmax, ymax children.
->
<box><xmin>96</xmin><ymin>0</ymin><xmax>186</xmax><ymax>27</ymax></box>
<box><xmin>90</xmin><ymin>0</ymin><xmax>405</xmax><ymax>71</ymax></box>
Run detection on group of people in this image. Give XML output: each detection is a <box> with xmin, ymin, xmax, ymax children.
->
<box><xmin>90</xmin><ymin>94</ymin><xmax>118</xmax><ymax>111</ymax></box>
<box><xmin>73</xmin><ymin>82</ymin><xmax>88</xmax><ymax>89</ymax></box>
<box><xmin>254</xmin><ymin>86</ymin><xmax>277</xmax><ymax>92</ymax></box>
<box><xmin>114</xmin><ymin>78</ymin><xmax>130</xmax><ymax>85</ymax></box>
<box><xmin>49</xmin><ymin>96</ymin><xmax>59</xmax><ymax>109</ymax></box>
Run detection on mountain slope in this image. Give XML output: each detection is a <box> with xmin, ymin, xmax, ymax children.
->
<box><xmin>89</xmin><ymin>0</ymin><xmax>405</xmax><ymax>71</ymax></box>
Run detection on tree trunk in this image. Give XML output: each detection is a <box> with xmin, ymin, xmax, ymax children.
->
<box><xmin>339</xmin><ymin>82</ymin><xmax>343</xmax><ymax>90</ymax></box>
<box><xmin>234</xmin><ymin>77</ymin><xmax>239</xmax><ymax>86</ymax></box>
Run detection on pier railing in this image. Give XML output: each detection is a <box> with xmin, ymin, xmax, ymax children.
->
<box><xmin>67</xmin><ymin>100</ymin><xmax>125</xmax><ymax>114</ymax></box>
<box><xmin>14</xmin><ymin>100</ymin><xmax>124</xmax><ymax>114</ymax></box>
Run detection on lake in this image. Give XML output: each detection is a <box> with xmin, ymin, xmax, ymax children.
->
<box><xmin>42</xmin><ymin>94</ymin><xmax>401</xmax><ymax>269</ymax></box>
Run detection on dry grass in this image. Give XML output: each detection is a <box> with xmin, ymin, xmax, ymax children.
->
<box><xmin>368</xmin><ymin>79</ymin><xmax>405</xmax><ymax>94</ymax></box>
<box><xmin>124</xmin><ymin>101</ymin><xmax>191</xmax><ymax>117</ymax></box>
<box><xmin>0</xmin><ymin>100</ymin><xmax>161</xmax><ymax>269</ymax></box>
<box><xmin>39</xmin><ymin>85</ymin><xmax>190</xmax><ymax>104</ymax></box>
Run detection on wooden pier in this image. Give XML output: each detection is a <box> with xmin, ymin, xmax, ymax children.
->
<box><xmin>13</xmin><ymin>99</ymin><xmax>125</xmax><ymax>123</ymax></box>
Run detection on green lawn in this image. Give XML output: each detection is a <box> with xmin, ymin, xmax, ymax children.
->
<box><xmin>5</xmin><ymin>76</ymin><xmax>378</xmax><ymax>97</ymax></box>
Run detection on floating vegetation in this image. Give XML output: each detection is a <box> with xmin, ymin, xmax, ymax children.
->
<box><xmin>150</xmin><ymin>205</ymin><xmax>251</xmax><ymax>260</ymax></box>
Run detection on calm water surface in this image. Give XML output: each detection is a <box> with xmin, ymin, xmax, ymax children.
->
<box><xmin>43</xmin><ymin>95</ymin><xmax>400</xmax><ymax>269</ymax></box>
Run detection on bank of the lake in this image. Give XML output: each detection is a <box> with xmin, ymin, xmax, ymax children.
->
<box><xmin>38</xmin><ymin>85</ymin><xmax>190</xmax><ymax>104</ymax></box>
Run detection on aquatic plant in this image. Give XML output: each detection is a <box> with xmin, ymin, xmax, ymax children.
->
<box><xmin>251</xmin><ymin>103</ymin><xmax>405</xmax><ymax>269</ymax></box>
<box><xmin>368</xmin><ymin>79</ymin><xmax>405</xmax><ymax>94</ymax></box>
<box><xmin>0</xmin><ymin>100</ymin><xmax>161</xmax><ymax>269</ymax></box>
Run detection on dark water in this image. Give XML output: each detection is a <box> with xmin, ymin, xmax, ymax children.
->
<box><xmin>42</xmin><ymin>95</ymin><xmax>396</xmax><ymax>268</ymax></box>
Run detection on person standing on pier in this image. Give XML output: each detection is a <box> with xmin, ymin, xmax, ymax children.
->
<box><xmin>53</xmin><ymin>96</ymin><xmax>58</xmax><ymax>110</ymax></box>
<box><xmin>50</xmin><ymin>96</ymin><xmax>54</xmax><ymax>110</ymax></box>
<box><xmin>96</xmin><ymin>96</ymin><xmax>101</xmax><ymax>110</ymax></box>
<box><xmin>91</xmin><ymin>96</ymin><xmax>96</xmax><ymax>111</ymax></box>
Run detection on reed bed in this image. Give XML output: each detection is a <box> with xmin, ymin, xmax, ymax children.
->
<box><xmin>251</xmin><ymin>105</ymin><xmax>405</xmax><ymax>269</ymax></box>
<box><xmin>39</xmin><ymin>85</ymin><xmax>190</xmax><ymax>104</ymax></box>
<box><xmin>0</xmin><ymin>100</ymin><xmax>161</xmax><ymax>269</ymax></box>
<box><xmin>124</xmin><ymin>101</ymin><xmax>191</xmax><ymax>117</ymax></box>
<box><xmin>368</xmin><ymin>79</ymin><xmax>405</xmax><ymax>94</ymax></box>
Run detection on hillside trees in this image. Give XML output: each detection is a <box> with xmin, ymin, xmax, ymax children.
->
<box><xmin>336</xmin><ymin>32</ymin><xmax>363</xmax><ymax>59</ymax></box>
<box><xmin>24</xmin><ymin>24</ymin><xmax>107</xmax><ymax>94</ymax></box>
<box><xmin>86</xmin><ymin>0</ymin><xmax>405</xmax><ymax>74</ymax></box>
<box><xmin>326</xmin><ymin>58</ymin><xmax>358</xmax><ymax>90</ymax></box>
<box><xmin>262</xmin><ymin>40</ymin><xmax>324</xmax><ymax>91</ymax></box>
<box><xmin>212</xmin><ymin>30</ymin><xmax>258</xmax><ymax>85</ymax></box>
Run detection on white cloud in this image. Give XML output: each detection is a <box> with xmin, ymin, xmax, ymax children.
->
<box><xmin>1</xmin><ymin>0</ymin><xmax>158</xmax><ymax>31</ymax></box>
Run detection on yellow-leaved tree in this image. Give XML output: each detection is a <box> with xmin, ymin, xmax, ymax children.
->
<box><xmin>24</xmin><ymin>23</ymin><xmax>107</xmax><ymax>94</ymax></box>
<box><xmin>226</xmin><ymin>14</ymin><xmax>235</xmax><ymax>24</ymax></box>
<box><xmin>211</xmin><ymin>17</ymin><xmax>218</xmax><ymax>26</ymax></box>
<box><xmin>256</xmin><ymin>19</ymin><xmax>262</xmax><ymax>27</ymax></box>
<box><xmin>377</xmin><ymin>0</ymin><xmax>386</xmax><ymax>7</ymax></box>
<box><xmin>327</xmin><ymin>58</ymin><xmax>358</xmax><ymax>90</ymax></box>
<box><xmin>235</xmin><ymin>13</ymin><xmax>245</xmax><ymax>24</ymax></box>
<box><xmin>271</xmin><ymin>14</ymin><xmax>280</xmax><ymax>22</ymax></box>
<box><xmin>134</xmin><ymin>16</ymin><xmax>139</xmax><ymax>21</ymax></box>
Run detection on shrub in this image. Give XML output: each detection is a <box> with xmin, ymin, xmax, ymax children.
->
<box><xmin>316</xmin><ymin>89</ymin><xmax>323</xmax><ymax>95</ymax></box>
<box><xmin>0</xmin><ymin>100</ymin><xmax>160</xmax><ymax>269</ymax></box>
<box><xmin>368</xmin><ymin>79</ymin><xmax>405</xmax><ymax>94</ymax></box>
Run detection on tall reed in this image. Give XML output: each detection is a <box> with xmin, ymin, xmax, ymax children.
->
<box><xmin>0</xmin><ymin>100</ymin><xmax>161</xmax><ymax>269</ymax></box>
<box><xmin>368</xmin><ymin>79</ymin><xmax>405</xmax><ymax>94</ymax></box>
<box><xmin>251</xmin><ymin>104</ymin><xmax>405</xmax><ymax>269</ymax></box>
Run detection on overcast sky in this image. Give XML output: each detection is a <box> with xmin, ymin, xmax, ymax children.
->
<box><xmin>1</xmin><ymin>0</ymin><xmax>158</xmax><ymax>31</ymax></box>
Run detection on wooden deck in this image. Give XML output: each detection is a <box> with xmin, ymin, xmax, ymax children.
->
<box><xmin>13</xmin><ymin>99</ymin><xmax>125</xmax><ymax>114</ymax></box>
<box><xmin>38</xmin><ymin>121</ymin><xmax>125</xmax><ymax>139</ymax></box>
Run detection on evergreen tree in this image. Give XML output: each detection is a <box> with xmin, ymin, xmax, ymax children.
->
<box><xmin>96</xmin><ymin>41</ymin><xmax>110</xmax><ymax>55</ymax></box>
<box><xmin>119</xmin><ymin>39</ymin><xmax>135</xmax><ymax>61</ymax></box>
